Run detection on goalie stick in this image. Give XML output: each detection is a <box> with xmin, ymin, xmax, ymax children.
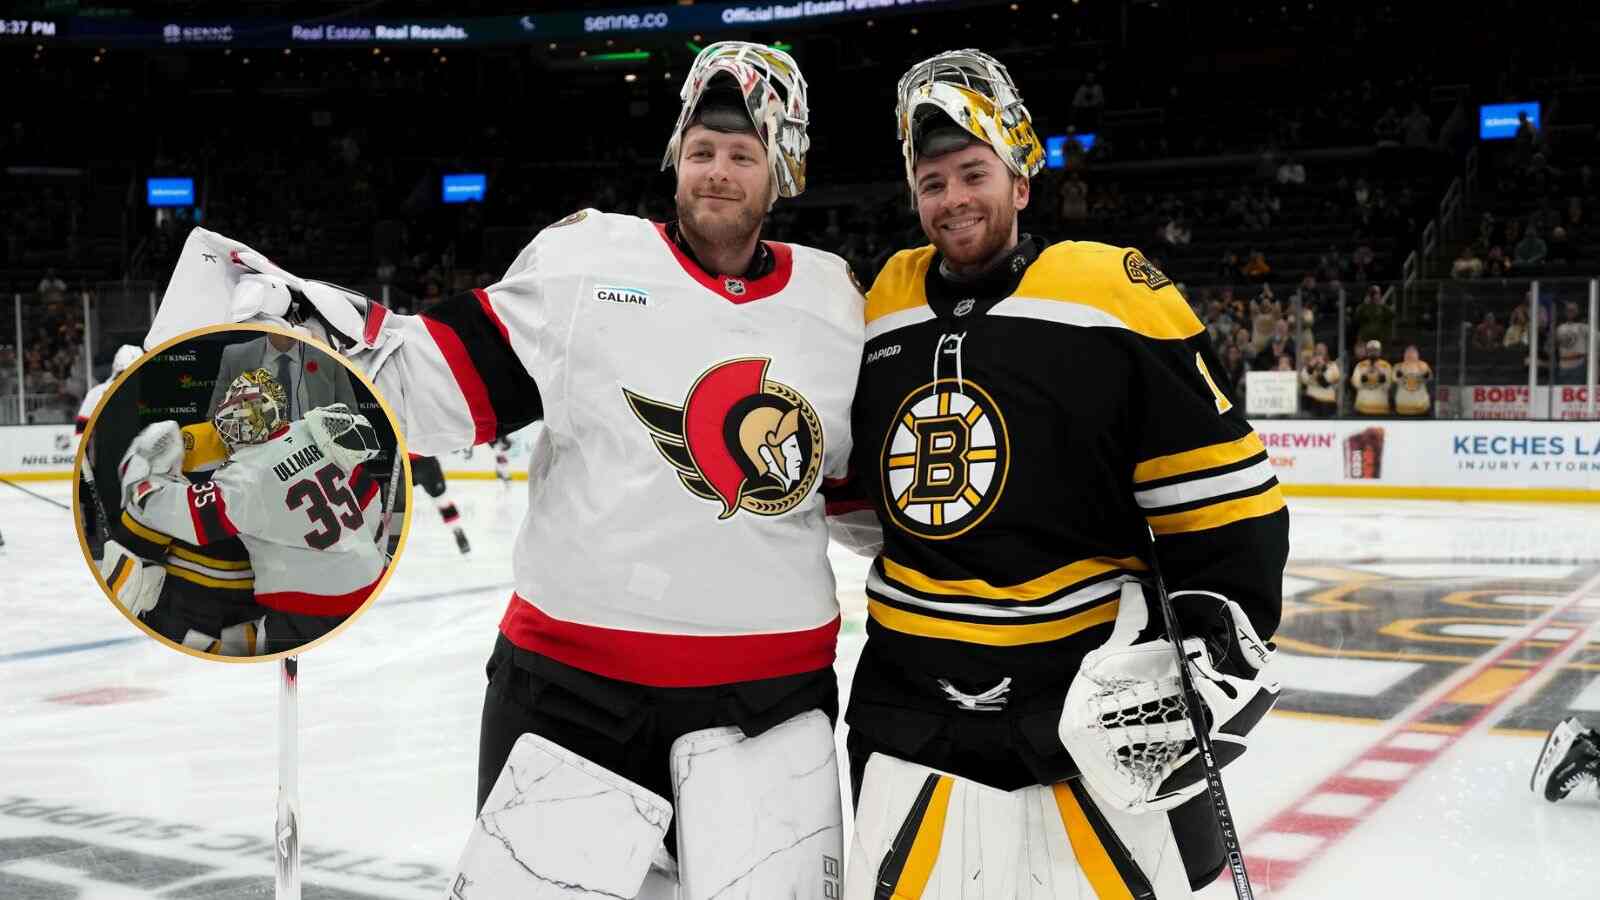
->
<box><xmin>275</xmin><ymin>657</ymin><xmax>300</xmax><ymax>900</ymax></box>
<box><xmin>77</xmin><ymin>441</ymin><xmax>113</xmax><ymax>547</ymax></box>
<box><xmin>1144</xmin><ymin>525</ymin><xmax>1256</xmax><ymax>900</ymax></box>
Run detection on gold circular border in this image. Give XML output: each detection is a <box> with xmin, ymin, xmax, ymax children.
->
<box><xmin>72</xmin><ymin>321</ymin><xmax>414</xmax><ymax>664</ymax></box>
<box><xmin>738</xmin><ymin>377</ymin><xmax>825</xmax><ymax>517</ymax></box>
<box><xmin>879</xmin><ymin>376</ymin><xmax>1010</xmax><ymax>541</ymax></box>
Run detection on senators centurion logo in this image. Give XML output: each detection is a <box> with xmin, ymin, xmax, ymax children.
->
<box><xmin>623</xmin><ymin>358</ymin><xmax>824</xmax><ymax>519</ymax></box>
<box><xmin>882</xmin><ymin>378</ymin><xmax>1010</xmax><ymax>539</ymax></box>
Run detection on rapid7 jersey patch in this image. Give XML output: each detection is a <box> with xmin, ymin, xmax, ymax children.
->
<box><xmin>882</xmin><ymin>378</ymin><xmax>1009</xmax><ymax>539</ymax></box>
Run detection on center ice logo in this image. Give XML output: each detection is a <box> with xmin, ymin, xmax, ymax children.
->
<box><xmin>623</xmin><ymin>357</ymin><xmax>823</xmax><ymax>519</ymax></box>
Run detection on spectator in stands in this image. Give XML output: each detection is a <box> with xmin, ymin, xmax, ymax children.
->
<box><xmin>1393</xmin><ymin>345</ymin><xmax>1433</xmax><ymax>416</ymax></box>
<box><xmin>1351</xmin><ymin>340</ymin><xmax>1395</xmax><ymax>415</ymax></box>
<box><xmin>1250</xmin><ymin>287</ymin><xmax>1281</xmax><ymax>354</ymax></box>
<box><xmin>1231</xmin><ymin>327</ymin><xmax>1254</xmax><ymax>363</ymax></box>
<box><xmin>1299</xmin><ymin>344</ymin><xmax>1342</xmax><ymax>418</ymax></box>
<box><xmin>1276</xmin><ymin>156</ymin><xmax>1306</xmax><ymax>187</ymax></box>
<box><xmin>1548</xmin><ymin>225</ymin><xmax>1578</xmax><ymax>269</ymax></box>
<box><xmin>1555</xmin><ymin>300</ymin><xmax>1593</xmax><ymax>384</ymax></box>
<box><xmin>1256</xmin><ymin>320</ymin><xmax>1297</xmax><ymax>372</ymax></box>
<box><xmin>1485</xmin><ymin>244</ymin><xmax>1512</xmax><ymax>277</ymax></box>
<box><xmin>1160</xmin><ymin>217</ymin><xmax>1191</xmax><ymax>246</ymax></box>
<box><xmin>1514</xmin><ymin>226</ymin><xmax>1548</xmax><ymax>268</ymax></box>
<box><xmin>37</xmin><ymin>268</ymin><xmax>66</xmax><ymax>300</ymax></box>
<box><xmin>1205</xmin><ymin>299</ymin><xmax>1237</xmax><ymax>348</ymax></box>
<box><xmin>1220</xmin><ymin>343</ymin><xmax>1249</xmax><ymax>403</ymax></box>
<box><xmin>1355</xmin><ymin>285</ymin><xmax>1394</xmax><ymax>344</ymax></box>
<box><xmin>1504</xmin><ymin>303</ymin><xmax>1531</xmax><ymax>348</ymax></box>
<box><xmin>1374</xmin><ymin>107</ymin><xmax>1403</xmax><ymax>144</ymax></box>
<box><xmin>1402</xmin><ymin>103</ymin><xmax>1433</xmax><ymax>147</ymax></box>
<box><xmin>1452</xmin><ymin>244</ymin><xmax>1485</xmax><ymax>279</ymax></box>
<box><xmin>1220</xmin><ymin>249</ymin><xmax>1245</xmax><ymax>283</ymax></box>
<box><xmin>1072</xmin><ymin>72</ymin><xmax>1104</xmax><ymax>128</ymax></box>
<box><xmin>1317</xmin><ymin>245</ymin><xmax>1347</xmax><ymax>283</ymax></box>
<box><xmin>1288</xmin><ymin>289</ymin><xmax>1317</xmax><ymax>351</ymax></box>
<box><xmin>1243</xmin><ymin>249</ymin><xmax>1272</xmax><ymax>283</ymax></box>
<box><xmin>1059</xmin><ymin>172</ymin><xmax>1089</xmax><ymax>221</ymax></box>
<box><xmin>1473</xmin><ymin>311</ymin><xmax>1506</xmax><ymax>350</ymax></box>
<box><xmin>1351</xmin><ymin>243</ymin><xmax>1376</xmax><ymax>281</ymax></box>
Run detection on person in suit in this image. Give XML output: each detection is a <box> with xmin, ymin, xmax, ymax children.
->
<box><xmin>208</xmin><ymin>331</ymin><xmax>356</xmax><ymax>422</ymax></box>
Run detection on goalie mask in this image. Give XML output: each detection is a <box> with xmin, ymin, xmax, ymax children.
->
<box><xmin>214</xmin><ymin>368</ymin><xmax>287</xmax><ymax>450</ymax></box>
<box><xmin>662</xmin><ymin>40</ymin><xmax>811</xmax><ymax>200</ymax></box>
<box><xmin>895</xmin><ymin>49</ymin><xmax>1044</xmax><ymax>196</ymax></box>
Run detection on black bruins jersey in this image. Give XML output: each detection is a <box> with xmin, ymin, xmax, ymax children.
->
<box><xmin>844</xmin><ymin>236</ymin><xmax>1288</xmax><ymax>786</ymax></box>
<box><xmin>116</xmin><ymin>422</ymin><xmax>264</xmax><ymax>640</ymax></box>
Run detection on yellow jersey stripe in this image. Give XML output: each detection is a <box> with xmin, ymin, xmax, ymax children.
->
<box><xmin>1133</xmin><ymin>432</ymin><xmax>1266</xmax><ymax>485</ymax></box>
<box><xmin>1146</xmin><ymin>485</ymin><xmax>1286</xmax><ymax>536</ymax></box>
<box><xmin>868</xmin><ymin>598</ymin><xmax>1119</xmax><ymax>647</ymax></box>
<box><xmin>168</xmin><ymin>545</ymin><xmax>251</xmax><ymax>571</ymax></box>
<box><xmin>865</xmin><ymin>246</ymin><xmax>936</xmax><ymax>326</ymax></box>
<box><xmin>891</xmin><ymin>775</ymin><xmax>952</xmax><ymax>898</ymax></box>
<box><xmin>882</xmin><ymin>555</ymin><xmax>1145</xmax><ymax>602</ymax></box>
<box><xmin>164</xmin><ymin>566</ymin><xmax>256</xmax><ymax>590</ymax></box>
<box><xmin>121</xmin><ymin>511</ymin><xmax>174</xmax><ymax>547</ymax></box>
<box><xmin>1053</xmin><ymin>784</ymin><xmax>1136</xmax><ymax>900</ymax></box>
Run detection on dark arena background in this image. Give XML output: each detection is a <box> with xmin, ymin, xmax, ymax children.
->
<box><xmin>1</xmin><ymin>2</ymin><xmax>1598</xmax><ymax>898</ymax></box>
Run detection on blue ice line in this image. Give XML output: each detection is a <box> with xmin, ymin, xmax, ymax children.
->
<box><xmin>2</xmin><ymin>582</ymin><xmax>514</xmax><ymax>665</ymax></box>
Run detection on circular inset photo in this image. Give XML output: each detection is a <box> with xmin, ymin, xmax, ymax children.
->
<box><xmin>73</xmin><ymin>324</ymin><xmax>410</xmax><ymax>661</ymax></box>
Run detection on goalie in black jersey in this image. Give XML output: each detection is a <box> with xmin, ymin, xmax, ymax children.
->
<box><xmin>834</xmin><ymin>50</ymin><xmax>1289</xmax><ymax>897</ymax></box>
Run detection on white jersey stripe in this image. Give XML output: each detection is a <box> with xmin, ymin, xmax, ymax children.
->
<box><xmin>1133</xmin><ymin>458</ymin><xmax>1277</xmax><ymax>511</ymax></box>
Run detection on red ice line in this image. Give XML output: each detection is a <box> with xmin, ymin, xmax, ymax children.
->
<box><xmin>1244</xmin><ymin>578</ymin><xmax>1600</xmax><ymax>893</ymax></box>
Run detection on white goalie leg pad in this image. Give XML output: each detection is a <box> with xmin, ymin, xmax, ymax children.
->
<box><xmin>449</xmin><ymin>732</ymin><xmax>672</xmax><ymax>899</ymax></box>
<box><xmin>217</xmin><ymin>618</ymin><xmax>266</xmax><ymax>657</ymax></box>
<box><xmin>98</xmin><ymin>540</ymin><xmax>166</xmax><ymax>618</ymax></box>
<box><xmin>670</xmin><ymin>709</ymin><xmax>844</xmax><ymax>900</ymax></box>
<box><xmin>846</xmin><ymin>753</ymin><xmax>1192</xmax><ymax>899</ymax></box>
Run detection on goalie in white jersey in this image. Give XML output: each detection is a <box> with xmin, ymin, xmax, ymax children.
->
<box><xmin>120</xmin><ymin>368</ymin><xmax>386</xmax><ymax>655</ymax></box>
<box><xmin>147</xmin><ymin>42</ymin><xmax>862</xmax><ymax>898</ymax></box>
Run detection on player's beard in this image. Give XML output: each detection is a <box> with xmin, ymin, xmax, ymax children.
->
<box><xmin>925</xmin><ymin>192</ymin><xmax>1019</xmax><ymax>276</ymax></box>
<box><xmin>675</xmin><ymin>185</ymin><xmax>766</xmax><ymax>258</ymax></box>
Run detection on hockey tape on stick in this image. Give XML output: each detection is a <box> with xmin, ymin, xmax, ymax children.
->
<box><xmin>1144</xmin><ymin>525</ymin><xmax>1256</xmax><ymax>900</ymax></box>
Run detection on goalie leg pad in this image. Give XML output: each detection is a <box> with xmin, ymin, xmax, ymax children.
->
<box><xmin>670</xmin><ymin>709</ymin><xmax>844</xmax><ymax>900</ymax></box>
<box><xmin>217</xmin><ymin>618</ymin><xmax>266</xmax><ymax>657</ymax></box>
<box><xmin>99</xmin><ymin>540</ymin><xmax>165</xmax><ymax>618</ymax></box>
<box><xmin>450</xmin><ymin>732</ymin><xmax>672</xmax><ymax>899</ymax></box>
<box><xmin>847</xmin><ymin>753</ymin><xmax>1192</xmax><ymax>899</ymax></box>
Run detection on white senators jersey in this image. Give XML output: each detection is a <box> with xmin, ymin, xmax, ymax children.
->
<box><xmin>76</xmin><ymin>381</ymin><xmax>109</xmax><ymax>435</ymax></box>
<box><xmin>365</xmin><ymin>210</ymin><xmax>864</xmax><ymax>687</ymax></box>
<box><xmin>125</xmin><ymin>419</ymin><xmax>385</xmax><ymax>616</ymax></box>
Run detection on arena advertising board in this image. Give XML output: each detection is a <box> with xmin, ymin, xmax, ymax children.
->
<box><xmin>0</xmin><ymin>425</ymin><xmax>79</xmax><ymax>477</ymax></box>
<box><xmin>1251</xmin><ymin>419</ymin><xmax>1600</xmax><ymax>492</ymax></box>
<box><xmin>1436</xmin><ymin>384</ymin><xmax>1600</xmax><ymax>421</ymax></box>
<box><xmin>4</xmin><ymin>0</ymin><xmax>989</xmax><ymax>48</ymax></box>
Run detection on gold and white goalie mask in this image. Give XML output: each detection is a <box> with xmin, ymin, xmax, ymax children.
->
<box><xmin>661</xmin><ymin>40</ymin><xmax>811</xmax><ymax>199</ymax></box>
<box><xmin>895</xmin><ymin>48</ymin><xmax>1045</xmax><ymax>193</ymax></box>
<box><xmin>214</xmin><ymin>367</ymin><xmax>287</xmax><ymax>450</ymax></box>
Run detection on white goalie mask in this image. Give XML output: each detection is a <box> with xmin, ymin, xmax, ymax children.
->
<box><xmin>214</xmin><ymin>368</ymin><xmax>287</xmax><ymax>450</ymax></box>
<box><xmin>895</xmin><ymin>49</ymin><xmax>1045</xmax><ymax>195</ymax></box>
<box><xmin>662</xmin><ymin>41</ymin><xmax>811</xmax><ymax>199</ymax></box>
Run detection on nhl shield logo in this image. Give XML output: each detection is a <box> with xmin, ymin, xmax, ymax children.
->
<box><xmin>623</xmin><ymin>358</ymin><xmax>824</xmax><ymax>519</ymax></box>
<box><xmin>723</xmin><ymin>277</ymin><xmax>747</xmax><ymax>297</ymax></box>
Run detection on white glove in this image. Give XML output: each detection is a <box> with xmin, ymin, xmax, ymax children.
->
<box><xmin>150</xmin><ymin>227</ymin><xmax>403</xmax><ymax>363</ymax></box>
<box><xmin>1059</xmin><ymin>582</ymin><xmax>1280</xmax><ymax>814</ymax></box>
<box><xmin>119</xmin><ymin>421</ymin><xmax>184</xmax><ymax>496</ymax></box>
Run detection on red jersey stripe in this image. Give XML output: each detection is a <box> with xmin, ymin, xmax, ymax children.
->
<box><xmin>498</xmin><ymin>594</ymin><xmax>838</xmax><ymax>688</ymax></box>
<box><xmin>256</xmin><ymin>574</ymin><xmax>383</xmax><ymax>616</ymax></box>
<box><xmin>422</xmin><ymin>316</ymin><xmax>498</xmax><ymax>445</ymax></box>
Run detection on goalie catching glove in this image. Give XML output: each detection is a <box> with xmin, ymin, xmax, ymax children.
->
<box><xmin>1059</xmin><ymin>581</ymin><xmax>1280</xmax><ymax>814</ymax></box>
<box><xmin>304</xmin><ymin>404</ymin><xmax>381</xmax><ymax>472</ymax></box>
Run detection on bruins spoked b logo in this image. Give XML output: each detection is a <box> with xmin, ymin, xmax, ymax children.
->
<box><xmin>882</xmin><ymin>378</ymin><xmax>1009</xmax><ymax>539</ymax></box>
<box><xmin>624</xmin><ymin>358</ymin><xmax>824</xmax><ymax>519</ymax></box>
